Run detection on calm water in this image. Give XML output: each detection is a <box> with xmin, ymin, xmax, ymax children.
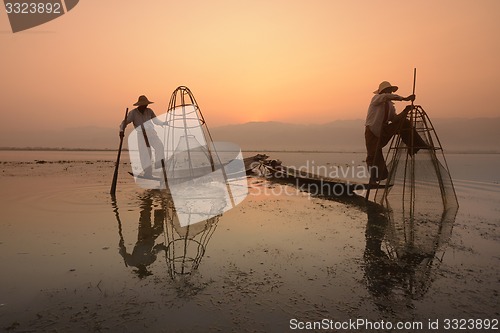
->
<box><xmin>0</xmin><ymin>150</ymin><xmax>499</xmax><ymax>332</ymax></box>
<box><xmin>2</xmin><ymin>150</ymin><xmax>499</xmax><ymax>183</ymax></box>
<box><xmin>248</xmin><ymin>151</ymin><xmax>500</xmax><ymax>184</ymax></box>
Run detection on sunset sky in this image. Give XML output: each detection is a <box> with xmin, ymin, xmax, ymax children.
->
<box><xmin>1</xmin><ymin>0</ymin><xmax>499</xmax><ymax>132</ymax></box>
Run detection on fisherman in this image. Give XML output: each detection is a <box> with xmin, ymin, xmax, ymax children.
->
<box><xmin>365</xmin><ymin>81</ymin><xmax>428</xmax><ymax>181</ymax></box>
<box><xmin>120</xmin><ymin>95</ymin><xmax>166</xmax><ymax>178</ymax></box>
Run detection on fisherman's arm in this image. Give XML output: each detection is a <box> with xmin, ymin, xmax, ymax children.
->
<box><xmin>149</xmin><ymin>109</ymin><xmax>169</xmax><ymax>126</ymax></box>
<box><xmin>119</xmin><ymin>110</ymin><xmax>135</xmax><ymax>138</ymax></box>
<box><xmin>384</xmin><ymin>93</ymin><xmax>415</xmax><ymax>102</ymax></box>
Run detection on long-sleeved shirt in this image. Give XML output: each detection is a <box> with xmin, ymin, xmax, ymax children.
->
<box><xmin>119</xmin><ymin>108</ymin><xmax>163</xmax><ymax>132</ymax></box>
<box><xmin>365</xmin><ymin>93</ymin><xmax>405</xmax><ymax>137</ymax></box>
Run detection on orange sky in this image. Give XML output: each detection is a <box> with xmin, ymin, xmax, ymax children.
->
<box><xmin>1</xmin><ymin>0</ymin><xmax>499</xmax><ymax>131</ymax></box>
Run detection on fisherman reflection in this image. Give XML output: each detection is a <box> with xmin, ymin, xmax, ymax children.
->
<box><xmin>119</xmin><ymin>191</ymin><xmax>166</xmax><ymax>278</ymax></box>
<box><xmin>364</xmin><ymin>204</ymin><xmax>399</xmax><ymax>304</ymax></box>
<box><xmin>364</xmin><ymin>204</ymin><xmax>456</xmax><ymax>314</ymax></box>
<box><xmin>364</xmin><ymin>204</ymin><xmax>425</xmax><ymax>313</ymax></box>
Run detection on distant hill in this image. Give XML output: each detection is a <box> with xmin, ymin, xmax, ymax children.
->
<box><xmin>428</xmin><ymin>118</ymin><xmax>500</xmax><ymax>153</ymax></box>
<box><xmin>210</xmin><ymin>118</ymin><xmax>500</xmax><ymax>153</ymax></box>
<box><xmin>1</xmin><ymin>118</ymin><xmax>499</xmax><ymax>153</ymax></box>
<box><xmin>210</xmin><ymin>120</ymin><xmax>365</xmax><ymax>152</ymax></box>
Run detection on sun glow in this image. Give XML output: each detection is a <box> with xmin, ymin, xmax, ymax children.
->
<box><xmin>0</xmin><ymin>0</ymin><xmax>499</xmax><ymax>133</ymax></box>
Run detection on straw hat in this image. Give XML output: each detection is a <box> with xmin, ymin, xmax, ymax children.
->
<box><xmin>374</xmin><ymin>81</ymin><xmax>398</xmax><ymax>94</ymax></box>
<box><xmin>133</xmin><ymin>95</ymin><xmax>154</xmax><ymax>106</ymax></box>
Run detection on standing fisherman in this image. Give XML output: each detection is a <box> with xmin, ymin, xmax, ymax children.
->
<box><xmin>120</xmin><ymin>95</ymin><xmax>166</xmax><ymax>178</ymax></box>
<box><xmin>365</xmin><ymin>81</ymin><xmax>427</xmax><ymax>181</ymax></box>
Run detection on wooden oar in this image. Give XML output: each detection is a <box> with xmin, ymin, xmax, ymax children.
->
<box><xmin>110</xmin><ymin>108</ymin><xmax>129</xmax><ymax>196</ymax></box>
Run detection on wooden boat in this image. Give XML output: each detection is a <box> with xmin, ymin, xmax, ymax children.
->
<box><xmin>243</xmin><ymin>154</ymin><xmax>270</xmax><ymax>174</ymax></box>
<box><xmin>245</xmin><ymin>155</ymin><xmax>386</xmax><ymax>197</ymax></box>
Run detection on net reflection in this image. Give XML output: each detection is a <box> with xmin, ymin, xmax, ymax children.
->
<box><xmin>111</xmin><ymin>190</ymin><xmax>220</xmax><ymax>280</ymax></box>
<box><xmin>162</xmin><ymin>197</ymin><xmax>220</xmax><ymax>280</ymax></box>
<box><xmin>364</xmin><ymin>203</ymin><xmax>457</xmax><ymax>313</ymax></box>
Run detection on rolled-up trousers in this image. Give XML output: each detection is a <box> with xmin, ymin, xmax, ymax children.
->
<box><xmin>365</xmin><ymin>117</ymin><xmax>427</xmax><ymax>181</ymax></box>
<box><xmin>137</xmin><ymin>129</ymin><xmax>165</xmax><ymax>174</ymax></box>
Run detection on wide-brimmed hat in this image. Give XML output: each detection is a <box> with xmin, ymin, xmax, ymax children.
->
<box><xmin>374</xmin><ymin>81</ymin><xmax>398</xmax><ymax>94</ymax></box>
<box><xmin>133</xmin><ymin>95</ymin><xmax>154</xmax><ymax>106</ymax></box>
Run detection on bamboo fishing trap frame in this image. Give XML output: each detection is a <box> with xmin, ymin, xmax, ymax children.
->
<box><xmin>374</xmin><ymin>104</ymin><xmax>459</xmax><ymax>215</ymax></box>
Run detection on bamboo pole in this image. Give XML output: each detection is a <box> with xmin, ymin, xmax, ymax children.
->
<box><xmin>110</xmin><ymin>108</ymin><xmax>129</xmax><ymax>196</ymax></box>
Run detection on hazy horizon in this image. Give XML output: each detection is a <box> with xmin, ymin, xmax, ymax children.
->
<box><xmin>1</xmin><ymin>117</ymin><xmax>499</xmax><ymax>153</ymax></box>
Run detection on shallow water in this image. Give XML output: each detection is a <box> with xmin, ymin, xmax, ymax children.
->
<box><xmin>0</xmin><ymin>153</ymin><xmax>499</xmax><ymax>332</ymax></box>
<box><xmin>254</xmin><ymin>151</ymin><xmax>500</xmax><ymax>184</ymax></box>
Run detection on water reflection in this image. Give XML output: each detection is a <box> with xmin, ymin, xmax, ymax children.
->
<box><xmin>163</xmin><ymin>197</ymin><xmax>220</xmax><ymax>279</ymax></box>
<box><xmin>111</xmin><ymin>190</ymin><xmax>220</xmax><ymax>280</ymax></box>
<box><xmin>118</xmin><ymin>191</ymin><xmax>165</xmax><ymax>277</ymax></box>
<box><xmin>364</xmin><ymin>203</ymin><xmax>458</xmax><ymax>313</ymax></box>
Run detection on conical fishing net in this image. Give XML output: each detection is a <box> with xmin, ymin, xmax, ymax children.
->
<box><xmin>367</xmin><ymin>106</ymin><xmax>459</xmax><ymax>300</ymax></box>
<box><xmin>161</xmin><ymin>86</ymin><xmax>247</xmax><ymax>226</ymax></box>
<box><xmin>164</xmin><ymin>87</ymin><xmax>218</xmax><ymax>181</ymax></box>
<box><xmin>374</xmin><ymin>105</ymin><xmax>458</xmax><ymax>258</ymax></box>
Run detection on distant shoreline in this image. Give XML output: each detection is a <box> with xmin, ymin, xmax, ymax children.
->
<box><xmin>0</xmin><ymin>147</ymin><xmax>115</xmax><ymax>152</ymax></box>
<box><xmin>0</xmin><ymin>147</ymin><xmax>498</xmax><ymax>154</ymax></box>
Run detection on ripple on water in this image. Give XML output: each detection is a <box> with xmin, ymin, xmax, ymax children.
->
<box><xmin>6</xmin><ymin>182</ymin><xmax>141</xmax><ymax>213</ymax></box>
